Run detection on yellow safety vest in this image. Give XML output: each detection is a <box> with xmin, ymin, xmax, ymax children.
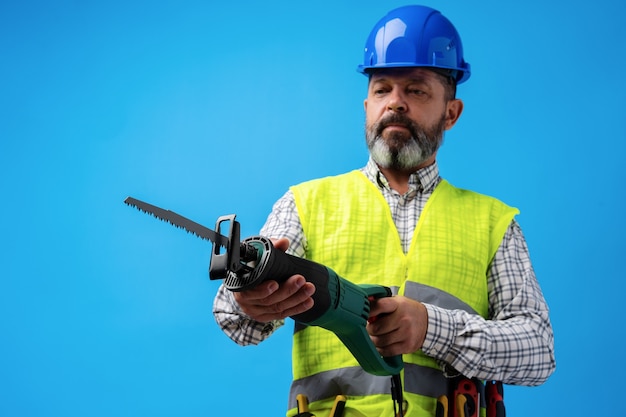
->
<box><xmin>287</xmin><ymin>170</ymin><xmax>518</xmax><ymax>417</ymax></box>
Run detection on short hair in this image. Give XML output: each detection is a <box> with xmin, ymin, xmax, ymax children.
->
<box><xmin>428</xmin><ymin>68</ymin><xmax>458</xmax><ymax>101</ymax></box>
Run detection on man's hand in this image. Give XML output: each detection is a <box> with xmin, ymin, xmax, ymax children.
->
<box><xmin>232</xmin><ymin>238</ymin><xmax>316</xmax><ymax>322</ymax></box>
<box><xmin>367</xmin><ymin>296</ymin><xmax>428</xmax><ymax>356</ymax></box>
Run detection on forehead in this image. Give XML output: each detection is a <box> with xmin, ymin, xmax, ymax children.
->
<box><xmin>368</xmin><ymin>67</ymin><xmax>441</xmax><ymax>84</ymax></box>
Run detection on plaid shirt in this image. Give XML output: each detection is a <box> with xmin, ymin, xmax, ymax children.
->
<box><xmin>213</xmin><ymin>158</ymin><xmax>555</xmax><ymax>385</ymax></box>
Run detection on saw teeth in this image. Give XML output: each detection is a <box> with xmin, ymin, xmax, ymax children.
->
<box><xmin>124</xmin><ymin>196</ymin><xmax>230</xmax><ymax>248</ymax></box>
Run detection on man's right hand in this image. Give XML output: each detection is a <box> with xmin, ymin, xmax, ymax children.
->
<box><xmin>232</xmin><ymin>238</ymin><xmax>316</xmax><ymax>322</ymax></box>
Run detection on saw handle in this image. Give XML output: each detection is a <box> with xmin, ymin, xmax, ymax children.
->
<box><xmin>327</xmin><ymin>283</ymin><xmax>404</xmax><ymax>376</ymax></box>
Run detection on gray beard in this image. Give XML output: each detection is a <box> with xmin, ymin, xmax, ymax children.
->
<box><xmin>365</xmin><ymin>113</ymin><xmax>447</xmax><ymax>170</ymax></box>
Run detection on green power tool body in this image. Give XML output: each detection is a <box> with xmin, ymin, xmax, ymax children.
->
<box><xmin>125</xmin><ymin>197</ymin><xmax>403</xmax><ymax>376</ymax></box>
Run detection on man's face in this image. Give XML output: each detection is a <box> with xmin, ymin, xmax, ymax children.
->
<box><xmin>363</xmin><ymin>68</ymin><xmax>461</xmax><ymax>171</ymax></box>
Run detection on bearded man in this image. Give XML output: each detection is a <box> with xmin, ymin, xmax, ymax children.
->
<box><xmin>213</xmin><ymin>5</ymin><xmax>555</xmax><ymax>417</ymax></box>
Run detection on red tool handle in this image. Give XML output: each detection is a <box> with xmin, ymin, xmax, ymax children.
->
<box><xmin>486</xmin><ymin>381</ymin><xmax>505</xmax><ymax>417</ymax></box>
<box><xmin>451</xmin><ymin>378</ymin><xmax>479</xmax><ymax>417</ymax></box>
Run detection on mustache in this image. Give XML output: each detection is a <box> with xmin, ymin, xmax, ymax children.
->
<box><xmin>374</xmin><ymin>113</ymin><xmax>419</xmax><ymax>137</ymax></box>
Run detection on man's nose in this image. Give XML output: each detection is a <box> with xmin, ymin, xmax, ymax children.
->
<box><xmin>387</xmin><ymin>89</ymin><xmax>407</xmax><ymax>113</ymax></box>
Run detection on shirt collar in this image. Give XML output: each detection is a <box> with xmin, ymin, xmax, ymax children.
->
<box><xmin>363</xmin><ymin>157</ymin><xmax>441</xmax><ymax>193</ymax></box>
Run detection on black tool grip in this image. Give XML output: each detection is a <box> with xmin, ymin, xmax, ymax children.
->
<box><xmin>223</xmin><ymin>236</ymin><xmax>333</xmax><ymax>322</ymax></box>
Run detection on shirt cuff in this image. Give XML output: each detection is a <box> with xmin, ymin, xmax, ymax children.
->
<box><xmin>421</xmin><ymin>303</ymin><xmax>456</xmax><ymax>359</ymax></box>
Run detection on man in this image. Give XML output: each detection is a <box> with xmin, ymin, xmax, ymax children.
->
<box><xmin>213</xmin><ymin>5</ymin><xmax>555</xmax><ymax>416</ymax></box>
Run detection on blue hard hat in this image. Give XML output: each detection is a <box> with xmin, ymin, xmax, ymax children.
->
<box><xmin>357</xmin><ymin>5</ymin><xmax>471</xmax><ymax>84</ymax></box>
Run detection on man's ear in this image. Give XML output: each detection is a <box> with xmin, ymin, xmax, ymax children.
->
<box><xmin>363</xmin><ymin>98</ymin><xmax>368</xmax><ymax>112</ymax></box>
<box><xmin>444</xmin><ymin>99</ymin><xmax>464</xmax><ymax>130</ymax></box>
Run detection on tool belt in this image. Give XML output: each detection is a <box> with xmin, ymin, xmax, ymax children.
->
<box><xmin>294</xmin><ymin>377</ymin><xmax>505</xmax><ymax>417</ymax></box>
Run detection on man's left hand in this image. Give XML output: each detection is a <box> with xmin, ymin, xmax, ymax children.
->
<box><xmin>367</xmin><ymin>296</ymin><xmax>428</xmax><ymax>356</ymax></box>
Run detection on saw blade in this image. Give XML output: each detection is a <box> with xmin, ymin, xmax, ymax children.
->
<box><xmin>124</xmin><ymin>196</ymin><xmax>229</xmax><ymax>248</ymax></box>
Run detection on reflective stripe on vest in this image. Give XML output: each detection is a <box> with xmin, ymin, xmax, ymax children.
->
<box><xmin>288</xmin><ymin>363</ymin><xmax>448</xmax><ymax>409</ymax></box>
<box><xmin>404</xmin><ymin>281</ymin><xmax>478</xmax><ymax>314</ymax></box>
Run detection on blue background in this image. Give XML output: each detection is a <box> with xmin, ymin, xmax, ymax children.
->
<box><xmin>1</xmin><ymin>0</ymin><xmax>624</xmax><ymax>416</ymax></box>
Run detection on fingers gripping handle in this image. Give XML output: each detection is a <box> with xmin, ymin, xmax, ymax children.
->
<box><xmin>355</xmin><ymin>284</ymin><xmax>404</xmax><ymax>375</ymax></box>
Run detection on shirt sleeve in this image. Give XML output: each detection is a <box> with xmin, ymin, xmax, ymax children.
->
<box><xmin>212</xmin><ymin>190</ymin><xmax>304</xmax><ymax>346</ymax></box>
<box><xmin>421</xmin><ymin>219</ymin><xmax>556</xmax><ymax>386</ymax></box>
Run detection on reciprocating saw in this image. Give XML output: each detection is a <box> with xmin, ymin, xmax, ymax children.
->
<box><xmin>124</xmin><ymin>196</ymin><xmax>403</xmax><ymax>376</ymax></box>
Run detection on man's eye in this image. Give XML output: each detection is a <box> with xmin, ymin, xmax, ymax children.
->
<box><xmin>408</xmin><ymin>88</ymin><xmax>425</xmax><ymax>95</ymax></box>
